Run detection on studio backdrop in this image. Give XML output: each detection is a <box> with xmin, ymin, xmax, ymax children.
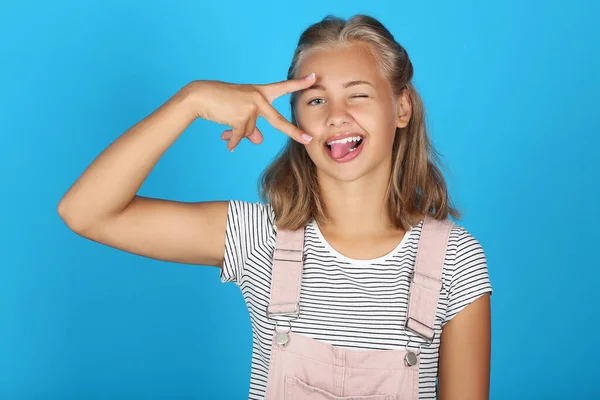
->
<box><xmin>1</xmin><ymin>0</ymin><xmax>598</xmax><ymax>398</ymax></box>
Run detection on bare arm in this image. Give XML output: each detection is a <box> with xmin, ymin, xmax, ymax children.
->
<box><xmin>58</xmin><ymin>83</ymin><xmax>227</xmax><ymax>266</ymax></box>
<box><xmin>58</xmin><ymin>76</ymin><xmax>316</xmax><ymax>267</ymax></box>
<box><xmin>438</xmin><ymin>294</ymin><xmax>491</xmax><ymax>400</ymax></box>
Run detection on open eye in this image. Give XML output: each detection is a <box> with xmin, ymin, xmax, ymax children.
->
<box><xmin>307</xmin><ymin>98</ymin><xmax>326</xmax><ymax>106</ymax></box>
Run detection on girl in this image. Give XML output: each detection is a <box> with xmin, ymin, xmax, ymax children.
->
<box><xmin>58</xmin><ymin>14</ymin><xmax>492</xmax><ymax>400</ymax></box>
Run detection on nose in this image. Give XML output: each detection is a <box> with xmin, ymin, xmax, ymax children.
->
<box><xmin>325</xmin><ymin>101</ymin><xmax>352</xmax><ymax>128</ymax></box>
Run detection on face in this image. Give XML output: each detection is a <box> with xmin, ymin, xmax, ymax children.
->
<box><xmin>293</xmin><ymin>44</ymin><xmax>411</xmax><ymax>183</ymax></box>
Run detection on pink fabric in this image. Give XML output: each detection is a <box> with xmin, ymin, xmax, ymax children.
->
<box><xmin>268</xmin><ymin>228</ymin><xmax>305</xmax><ymax>316</ymax></box>
<box><xmin>265</xmin><ymin>216</ymin><xmax>452</xmax><ymax>399</ymax></box>
<box><xmin>406</xmin><ymin>217</ymin><xmax>453</xmax><ymax>341</ymax></box>
<box><xmin>265</xmin><ymin>333</ymin><xmax>417</xmax><ymax>399</ymax></box>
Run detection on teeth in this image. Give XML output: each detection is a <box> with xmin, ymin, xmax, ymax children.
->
<box><xmin>327</xmin><ymin>136</ymin><xmax>363</xmax><ymax>145</ymax></box>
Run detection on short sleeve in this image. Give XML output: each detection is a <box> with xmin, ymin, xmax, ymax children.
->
<box><xmin>443</xmin><ymin>227</ymin><xmax>492</xmax><ymax>324</ymax></box>
<box><xmin>220</xmin><ymin>200</ymin><xmax>276</xmax><ymax>285</ymax></box>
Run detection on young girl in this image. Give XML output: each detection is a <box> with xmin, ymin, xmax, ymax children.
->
<box><xmin>58</xmin><ymin>14</ymin><xmax>492</xmax><ymax>400</ymax></box>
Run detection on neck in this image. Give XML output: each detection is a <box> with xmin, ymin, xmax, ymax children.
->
<box><xmin>317</xmin><ymin>161</ymin><xmax>397</xmax><ymax>237</ymax></box>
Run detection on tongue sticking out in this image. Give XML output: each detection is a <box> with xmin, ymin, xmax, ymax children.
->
<box><xmin>330</xmin><ymin>141</ymin><xmax>357</xmax><ymax>159</ymax></box>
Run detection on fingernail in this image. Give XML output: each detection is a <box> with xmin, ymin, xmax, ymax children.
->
<box><xmin>305</xmin><ymin>73</ymin><xmax>315</xmax><ymax>80</ymax></box>
<box><xmin>301</xmin><ymin>133</ymin><xmax>313</xmax><ymax>142</ymax></box>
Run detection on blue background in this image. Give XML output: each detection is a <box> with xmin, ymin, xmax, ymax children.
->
<box><xmin>1</xmin><ymin>0</ymin><xmax>598</xmax><ymax>398</ymax></box>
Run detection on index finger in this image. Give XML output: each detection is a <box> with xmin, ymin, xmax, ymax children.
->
<box><xmin>257</xmin><ymin>98</ymin><xmax>313</xmax><ymax>144</ymax></box>
<box><xmin>259</xmin><ymin>73</ymin><xmax>317</xmax><ymax>103</ymax></box>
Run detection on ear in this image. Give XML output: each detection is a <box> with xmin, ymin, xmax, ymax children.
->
<box><xmin>395</xmin><ymin>88</ymin><xmax>412</xmax><ymax>129</ymax></box>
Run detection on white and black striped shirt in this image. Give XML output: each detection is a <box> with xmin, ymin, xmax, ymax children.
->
<box><xmin>221</xmin><ymin>200</ymin><xmax>492</xmax><ymax>399</ymax></box>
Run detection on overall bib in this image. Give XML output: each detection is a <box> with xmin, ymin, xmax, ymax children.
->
<box><xmin>264</xmin><ymin>216</ymin><xmax>453</xmax><ymax>400</ymax></box>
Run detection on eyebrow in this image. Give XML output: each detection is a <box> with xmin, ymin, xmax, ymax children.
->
<box><xmin>303</xmin><ymin>80</ymin><xmax>374</xmax><ymax>92</ymax></box>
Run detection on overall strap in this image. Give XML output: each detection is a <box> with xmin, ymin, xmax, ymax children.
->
<box><xmin>405</xmin><ymin>216</ymin><xmax>454</xmax><ymax>342</ymax></box>
<box><xmin>267</xmin><ymin>227</ymin><xmax>305</xmax><ymax>318</ymax></box>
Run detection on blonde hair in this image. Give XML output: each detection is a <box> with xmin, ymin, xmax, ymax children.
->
<box><xmin>259</xmin><ymin>14</ymin><xmax>461</xmax><ymax>230</ymax></box>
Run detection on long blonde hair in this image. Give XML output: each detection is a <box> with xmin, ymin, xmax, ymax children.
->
<box><xmin>259</xmin><ymin>14</ymin><xmax>461</xmax><ymax>231</ymax></box>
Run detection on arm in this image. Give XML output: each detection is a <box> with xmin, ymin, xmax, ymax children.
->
<box><xmin>57</xmin><ymin>83</ymin><xmax>227</xmax><ymax>267</ymax></box>
<box><xmin>57</xmin><ymin>76</ymin><xmax>316</xmax><ymax>267</ymax></box>
<box><xmin>437</xmin><ymin>293</ymin><xmax>491</xmax><ymax>400</ymax></box>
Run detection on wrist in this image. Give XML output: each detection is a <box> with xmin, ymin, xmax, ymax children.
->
<box><xmin>179</xmin><ymin>81</ymin><xmax>206</xmax><ymax>119</ymax></box>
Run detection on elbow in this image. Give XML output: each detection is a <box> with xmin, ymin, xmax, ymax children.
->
<box><xmin>57</xmin><ymin>198</ymin><xmax>91</xmax><ymax>235</ymax></box>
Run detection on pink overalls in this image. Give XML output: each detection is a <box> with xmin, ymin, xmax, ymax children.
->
<box><xmin>264</xmin><ymin>216</ymin><xmax>453</xmax><ymax>399</ymax></box>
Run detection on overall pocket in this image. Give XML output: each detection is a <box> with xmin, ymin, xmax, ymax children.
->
<box><xmin>284</xmin><ymin>376</ymin><xmax>396</xmax><ymax>400</ymax></box>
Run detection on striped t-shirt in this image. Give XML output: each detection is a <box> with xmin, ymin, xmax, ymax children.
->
<box><xmin>220</xmin><ymin>200</ymin><xmax>492</xmax><ymax>399</ymax></box>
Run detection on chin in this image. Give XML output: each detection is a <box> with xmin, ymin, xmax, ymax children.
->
<box><xmin>315</xmin><ymin>158</ymin><xmax>382</xmax><ymax>185</ymax></box>
<box><xmin>327</xmin><ymin>166</ymin><xmax>370</xmax><ymax>183</ymax></box>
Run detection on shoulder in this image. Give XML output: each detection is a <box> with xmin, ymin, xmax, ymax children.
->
<box><xmin>227</xmin><ymin>200</ymin><xmax>276</xmax><ymax>229</ymax></box>
<box><xmin>413</xmin><ymin>218</ymin><xmax>487</xmax><ymax>275</ymax></box>
<box><xmin>226</xmin><ymin>200</ymin><xmax>278</xmax><ymax>251</ymax></box>
<box><xmin>445</xmin><ymin>222</ymin><xmax>488</xmax><ymax>271</ymax></box>
<box><xmin>441</xmin><ymin>221</ymin><xmax>492</xmax><ymax>323</ymax></box>
<box><xmin>221</xmin><ymin>200</ymin><xmax>277</xmax><ymax>284</ymax></box>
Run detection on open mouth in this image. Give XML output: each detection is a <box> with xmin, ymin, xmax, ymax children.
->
<box><xmin>325</xmin><ymin>135</ymin><xmax>365</xmax><ymax>163</ymax></box>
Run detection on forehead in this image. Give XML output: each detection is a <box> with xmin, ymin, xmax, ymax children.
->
<box><xmin>295</xmin><ymin>44</ymin><xmax>387</xmax><ymax>86</ymax></box>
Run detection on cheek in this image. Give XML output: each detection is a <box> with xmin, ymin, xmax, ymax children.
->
<box><xmin>294</xmin><ymin>109</ymin><xmax>321</xmax><ymax>131</ymax></box>
<box><xmin>355</xmin><ymin>107</ymin><xmax>393</xmax><ymax>133</ymax></box>
<box><xmin>303</xmin><ymin>142</ymin><xmax>325</xmax><ymax>167</ymax></box>
<box><xmin>370</xmin><ymin>104</ymin><xmax>398</xmax><ymax>137</ymax></box>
